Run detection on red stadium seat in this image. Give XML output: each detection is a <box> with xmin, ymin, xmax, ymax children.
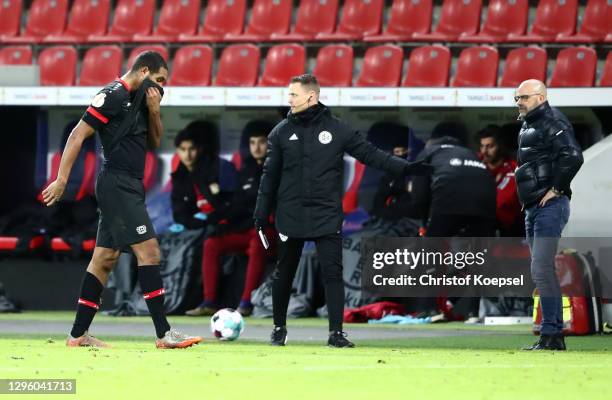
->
<box><xmin>452</xmin><ymin>46</ymin><xmax>499</xmax><ymax>87</ymax></box>
<box><xmin>0</xmin><ymin>46</ymin><xmax>32</xmax><ymax>65</ymax></box>
<box><xmin>313</xmin><ymin>45</ymin><xmax>354</xmax><ymax>87</ymax></box>
<box><xmin>169</xmin><ymin>45</ymin><xmax>213</xmax><ymax>86</ymax></box>
<box><xmin>43</xmin><ymin>0</ymin><xmax>111</xmax><ymax>43</ymax></box>
<box><xmin>38</xmin><ymin>46</ymin><xmax>77</xmax><ymax>86</ymax></box>
<box><xmin>259</xmin><ymin>44</ymin><xmax>306</xmax><ymax>86</ymax></box>
<box><xmin>316</xmin><ymin>0</ymin><xmax>384</xmax><ymax>41</ymax></box>
<box><xmin>413</xmin><ymin>0</ymin><xmax>481</xmax><ymax>42</ymax></box>
<box><xmin>215</xmin><ymin>44</ymin><xmax>260</xmax><ymax>86</ymax></box>
<box><xmin>459</xmin><ymin>0</ymin><xmax>528</xmax><ymax>43</ymax></box>
<box><xmin>364</xmin><ymin>0</ymin><xmax>432</xmax><ymax>42</ymax></box>
<box><xmin>127</xmin><ymin>45</ymin><xmax>169</xmax><ymax>70</ymax></box>
<box><xmin>225</xmin><ymin>0</ymin><xmax>292</xmax><ymax>41</ymax></box>
<box><xmin>499</xmin><ymin>47</ymin><xmax>547</xmax><ymax>87</ymax></box>
<box><xmin>402</xmin><ymin>45</ymin><xmax>451</xmax><ymax>87</ymax></box>
<box><xmin>179</xmin><ymin>0</ymin><xmax>247</xmax><ymax>42</ymax></box>
<box><xmin>355</xmin><ymin>45</ymin><xmax>403</xmax><ymax>87</ymax></box>
<box><xmin>600</xmin><ymin>52</ymin><xmax>612</xmax><ymax>87</ymax></box>
<box><xmin>508</xmin><ymin>0</ymin><xmax>577</xmax><ymax>43</ymax></box>
<box><xmin>2</xmin><ymin>0</ymin><xmax>68</xmax><ymax>44</ymax></box>
<box><xmin>133</xmin><ymin>0</ymin><xmax>200</xmax><ymax>42</ymax></box>
<box><xmin>557</xmin><ymin>0</ymin><xmax>611</xmax><ymax>43</ymax></box>
<box><xmin>549</xmin><ymin>47</ymin><xmax>597</xmax><ymax>87</ymax></box>
<box><xmin>0</xmin><ymin>0</ymin><xmax>22</xmax><ymax>38</ymax></box>
<box><xmin>88</xmin><ymin>0</ymin><xmax>155</xmax><ymax>43</ymax></box>
<box><xmin>79</xmin><ymin>46</ymin><xmax>123</xmax><ymax>86</ymax></box>
<box><xmin>0</xmin><ymin>236</ymin><xmax>44</xmax><ymax>252</ymax></box>
<box><xmin>272</xmin><ymin>0</ymin><xmax>339</xmax><ymax>41</ymax></box>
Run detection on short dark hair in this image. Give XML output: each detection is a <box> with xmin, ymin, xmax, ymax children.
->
<box><xmin>130</xmin><ymin>51</ymin><xmax>168</xmax><ymax>74</ymax></box>
<box><xmin>174</xmin><ymin>129</ymin><xmax>195</xmax><ymax>148</ymax></box>
<box><xmin>290</xmin><ymin>74</ymin><xmax>320</xmax><ymax>94</ymax></box>
<box><xmin>477</xmin><ymin>124</ymin><xmax>502</xmax><ymax>142</ymax></box>
<box><xmin>430</xmin><ymin>121</ymin><xmax>468</xmax><ymax>146</ymax></box>
<box><xmin>244</xmin><ymin>120</ymin><xmax>274</xmax><ymax>139</ymax></box>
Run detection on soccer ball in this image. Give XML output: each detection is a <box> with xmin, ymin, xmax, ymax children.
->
<box><xmin>210</xmin><ymin>308</ymin><xmax>244</xmax><ymax>341</ymax></box>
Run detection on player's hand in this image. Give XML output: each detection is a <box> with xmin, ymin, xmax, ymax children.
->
<box><xmin>539</xmin><ymin>189</ymin><xmax>559</xmax><ymax>207</ymax></box>
<box><xmin>41</xmin><ymin>179</ymin><xmax>66</xmax><ymax>206</ymax></box>
<box><xmin>145</xmin><ymin>86</ymin><xmax>161</xmax><ymax>114</ymax></box>
<box><xmin>254</xmin><ymin>218</ymin><xmax>265</xmax><ymax>231</ymax></box>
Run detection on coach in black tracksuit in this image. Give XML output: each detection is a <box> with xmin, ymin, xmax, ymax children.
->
<box><xmin>254</xmin><ymin>74</ymin><xmax>430</xmax><ymax>348</ymax></box>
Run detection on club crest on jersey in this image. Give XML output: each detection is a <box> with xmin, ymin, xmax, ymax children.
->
<box><xmin>136</xmin><ymin>225</ymin><xmax>147</xmax><ymax>235</ymax></box>
<box><xmin>91</xmin><ymin>93</ymin><xmax>106</xmax><ymax>108</ymax></box>
<box><xmin>319</xmin><ymin>131</ymin><xmax>332</xmax><ymax>144</ymax></box>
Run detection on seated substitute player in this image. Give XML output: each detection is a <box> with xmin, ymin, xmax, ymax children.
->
<box><xmin>42</xmin><ymin>51</ymin><xmax>202</xmax><ymax>349</ymax></box>
<box><xmin>186</xmin><ymin>120</ymin><xmax>276</xmax><ymax>317</ymax></box>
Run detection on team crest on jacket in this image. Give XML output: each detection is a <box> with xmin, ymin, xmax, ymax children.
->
<box><xmin>318</xmin><ymin>131</ymin><xmax>332</xmax><ymax>144</ymax></box>
<box><xmin>91</xmin><ymin>93</ymin><xmax>106</xmax><ymax>108</ymax></box>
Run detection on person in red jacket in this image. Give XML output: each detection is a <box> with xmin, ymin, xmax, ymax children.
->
<box><xmin>478</xmin><ymin>125</ymin><xmax>524</xmax><ymax>237</ymax></box>
<box><xmin>186</xmin><ymin>121</ymin><xmax>276</xmax><ymax>317</ymax></box>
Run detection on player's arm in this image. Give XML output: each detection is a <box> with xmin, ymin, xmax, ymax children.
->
<box><xmin>146</xmin><ymin>87</ymin><xmax>163</xmax><ymax>149</ymax></box>
<box><xmin>41</xmin><ymin>120</ymin><xmax>95</xmax><ymax>206</ymax></box>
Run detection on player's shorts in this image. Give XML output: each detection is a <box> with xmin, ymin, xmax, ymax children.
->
<box><xmin>94</xmin><ymin>169</ymin><xmax>156</xmax><ymax>251</ymax></box>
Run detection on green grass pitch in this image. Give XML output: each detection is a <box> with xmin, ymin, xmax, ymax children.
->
<box><xmin>0</xmin><ymin>313</ymin><xmax>611</xmax><ymax>399</ymax></box>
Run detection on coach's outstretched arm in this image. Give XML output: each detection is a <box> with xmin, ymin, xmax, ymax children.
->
<box><xmin>343</xmin><ymin>127</ymin><xmax>431</xmax><ymax>176</ymax></box>
<box><xmin>253</xmin><ymin>127</ymin><xmax>282</xmax><ymax>228</ymax></box>
<box><xmin>41</xmin><ymin>121</ymin><xmax>95</xmax><ymax>206</ymax></box>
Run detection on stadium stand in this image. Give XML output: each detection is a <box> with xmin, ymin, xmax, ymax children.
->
<box><xmin>0</xmin><ymin>46</ymin><xmax>32</xmax><ymax>65</ymax></box>
<box><xmin>38</xmin><ymin>45</ymin><xmax>77</xmax><ymax>86</ymax></box>
<box><xmin>0</xmin><ymin>0</ymin><xmax>23</xmax><ymax>39</ymax></box>
<box><xmin>133</xmin><ymin>0</ymin><xmax>201</xmax><ymax>42</ymax></box>
<box><xmin>178</xmin><ymin>0</ymin><xmax>247</xmax><ymax>42</ymax></box>
<box><xmin>272</xmin><ymin>0</ymin><xmax>340</xmax><ymax>41</ymax></box>
<box><xmin>79</xmin><ymin>45</ymin><xmax>123</xmax><ymax>86</ymax></box>
<box><xmin>313</xmin><ymin>45</ymin><xmax>354</xmax><ymax>87</ymax></box>
<box><xmin>168</xmin><ymin>45</ymin><xmax>213</xmax><ymax>86</ymax></box>
<box><xmin>88</xmin><ymin>0</ymin><xmax>155</xmax><ymax>43</ymax></box>
<box><xmin>458</xmin><ymin>0</ymin><xmax>528</xmax><ymax>43</ymax></box>
<box><xmin>258</xmin><ymin>44</ymin><xmax>306</xmax><ymax>86</ymax></box>
<box><xmin>556</xmin><ymin>0</ymin><xmax>611</xmax><ymax>43</ymax></box>
<box><xmin>355</xmin><ymin>45</ymin><xmax>403</xmax><ymax>87</ymax></box>
<box><xmin>214</xmin><ymin>44</ymin><xmax>260</xmax><ymax>86</ymax></box>
<box><xmin>549</xmin><ymin>46</ymin><xmax>597</xmax><ymax>87</ymax></box>
<box><xmin>412</xmin><ymin>0</ymin><xmax>482</xmax><ymax>42</ymax></box>
<box><xmin>499</xmin><ymin>46</ymin><xmax>548</xmax><ymax>88</ymax></box>
<box><xmin>2</xmin><ymin>0</ymin><xmax>68</xmax><ymax>44</ymax></box>
<box><xmin>224</xmin><ymin>0</ymin><xmax>292</xmax><ymax>42</ymax></box>
<box><xmin>316</xmin><ymin>0</ymin><xmax>384</xmax><ymax>41</ymax></box>
<box><xmin>43</xmin><ymin>0</ymin><xmax>111</xmax><ymax>43</ymax></box>
<box><xmin>452</xmin><ymin>46</ymin><xmax>499</xmax><ymax>87</ymax></box>
<box><xmin>365</xmin><ymin>0</ymin><xmax>433</xmax><ymax>42</ymax></box>
<box><xmin>508</xmin><ymin>0</ymin><xmax>578</xmax><ymax>42</ymax></box>
<box><xmin>402</xmin><ymin>45</ymin><xmax>451</xmax><ymax>87</ymax></box>
<box><xmin>600</xmin><ymin>52</ymin><xmax>612</xmax><ymax>87</ymax></box>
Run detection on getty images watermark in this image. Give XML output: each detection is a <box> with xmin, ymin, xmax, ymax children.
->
<box><xmin>361</xmin><ymin>237</ymin><xmax>536</xmax><ymax>297</ymax></box>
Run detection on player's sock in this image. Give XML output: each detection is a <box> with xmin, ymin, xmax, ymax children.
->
<box><xmin>70</xmin><ymin>272</ymin><xmax>104</xmax><ymax>338</ymax></box>
<box><xmin>138</xmin><ymin>265</ymin><xmax>171</xmax><ymax>338</ymax></box>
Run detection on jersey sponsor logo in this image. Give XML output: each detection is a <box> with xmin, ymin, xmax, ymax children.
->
<box><xmin>136</xmin><ymin>225</ymin><xmax>147</xmax><ymax>235</ymax></box>
<box><xmin>449</xmin><ymin>158</ymin><xmax>487</xmax><ymax>169</ymax></box>
<box><xmin>279</xmin><ymin>233</ymin><xmax>288</xmax><ymax>242</ymax></box>
<box><xmin>289</xmin><ymin>133</ymin><xmax>298</xmax><ymax>141</ymax></box>
<box><xmin>91</xmin><ymin>92</ymin><xmax>106</xmax><ymax>108</ymax></box>
<box><xmin>449</xmin><ymin>158</ymin><xmax>462</xmax><ymax>166</ymax></box>
<box><xmin>318</xmin><ymin>131</ymin><xmax>332</xmax><ymax>144</ymax></box>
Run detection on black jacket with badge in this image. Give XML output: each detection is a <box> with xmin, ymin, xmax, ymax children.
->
<box><xmin>515</xmin><ymin>101</ymin><xmax>583</xmax><ymax>207</ymax></box>
<box><xmin>254</xmin><ymin>103</ymin><xmax>422</xmax><ymax>238</ymax></box>
<box><xmin>170</xmin><ymin>156</ymin><xmax>228</xmax><ymax>230</ymax></box>
<box><xmin>409</xmin><ymin>136</ymin><xmax>497</xmax><ymax>219</ymax></box>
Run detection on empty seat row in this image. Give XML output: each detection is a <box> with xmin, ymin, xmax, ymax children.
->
<box><xmin>1</xmin><ymin>44</ymin><xmax>611</xmax><ymax>88</ymax></box>
<box><xmin>0</xmin><ymin>0</ymin><xmax>611</xmax><ymax>45</ymax></box>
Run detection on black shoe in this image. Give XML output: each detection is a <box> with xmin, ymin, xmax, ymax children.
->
<box><xmin>328</xmin><ymin>331</ymin><xmax>355</xmax><ymax>348</ymax></box>
<box><xmin>523</xmin><ymin>334</ymin><xmax>566</xmax><ymax>351</ymax></box>
<box><xmin>270</xmin><ymin>326</ymin><xmax>287</xmax><ymax>346</ymax></box>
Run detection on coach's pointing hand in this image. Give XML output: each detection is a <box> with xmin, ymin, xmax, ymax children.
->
<box><xmin>42</xmin><ymin>179</ymin><xmax>66</xmax><ymax>206</ymax></box>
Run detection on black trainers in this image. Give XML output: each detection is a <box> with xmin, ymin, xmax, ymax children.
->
<box><xmin>523</xmin><ymin>334</ymin><xmax>566</xmax><ymax>351</ymax></box>
<box><xmin>328</xmin><ymin>331</ymin><xmax>355</xmax><ymax>348</ymax></box>
<box><xmin>270</xmin><ymin>326</ymin><xmax>287</xmax><ymax>346</ymax></box>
